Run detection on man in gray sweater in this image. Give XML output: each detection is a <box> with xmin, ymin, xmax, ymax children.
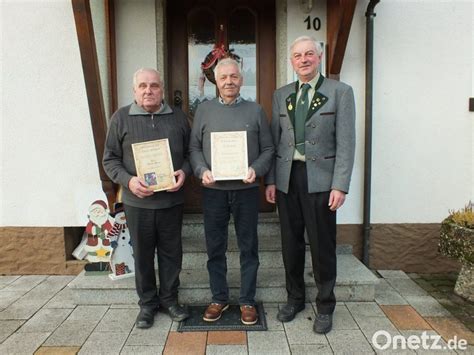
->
<box><xmin>189</xmin><ymin>58</ymin><xmax>274</xmax><ymax>325</ymax></box>
<box><xmin>103</xmin><ymin>68</ymin><xmax>190</xmax><ymax>328</ymax></box>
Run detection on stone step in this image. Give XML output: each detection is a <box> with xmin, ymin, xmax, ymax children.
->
<box><xmin>181</xmin><ymin>244</ymin><xmax>352</xmax><ymax>269</ymax></box>
<box><xmin>182</xmin><ymin>213</ymin><xmax>281</xmax><ymax>239</ymax></box>
<box><xmin>68</xmin><ymin>254</ymin><xmax>378</xmax><ymax>304</ymax></box>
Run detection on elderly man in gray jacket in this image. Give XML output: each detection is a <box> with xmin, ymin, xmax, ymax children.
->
<box><xmin>265</xmin><ymin>36</ymin><xmax>355</xmax><ymax>334</ymax></box>
<box><xmin>190</xmin><ymin>58</ymin><xmax>274</xmax><ymax>326</ymax></box>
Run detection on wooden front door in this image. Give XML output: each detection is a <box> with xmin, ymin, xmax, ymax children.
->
<box><xmin>167</xmin><ymin>0</ymin><xmax>275</xmax><ymax>213</ymax></box>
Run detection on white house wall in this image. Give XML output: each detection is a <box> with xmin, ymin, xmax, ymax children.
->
<box><xmin>285</xmin><ymin>0</ymin><xmax>473</xmax><ymax>224</ymax></box>
<box><xmin>1</xmin><ymin>0</ymin><xmax>104</xmax><ymax>226</ymax></box>
<box><xmin>115</xmin><ymin>0</ymin><xmax>157</xmax><ymax>108</ymax></box>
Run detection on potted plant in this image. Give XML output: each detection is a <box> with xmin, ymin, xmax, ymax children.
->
<box><xmin>439</xmin><ymin>202</ymin><xmax>473</xmax><ymax>301</ymax></box>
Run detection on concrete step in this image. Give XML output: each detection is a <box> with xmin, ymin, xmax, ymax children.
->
<box><xmin>68</xmin><ymin>254</ymin><xmax>378</xmax><ymax>304</ymax></box>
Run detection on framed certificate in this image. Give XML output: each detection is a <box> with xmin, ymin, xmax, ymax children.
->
<box><xmin>132</xmin><ymin>139</ymin><xmax>176</xmax><ymax>192</ymax></box>
<box><xmin>211</xmin><ymin>131</ymin><xmax>248</xmax><ymax>180</ymax></box>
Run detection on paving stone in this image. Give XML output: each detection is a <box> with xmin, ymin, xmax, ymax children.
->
<box><xmin>386</xmin><ymin>279</ymin><xmax>428</xmax><ymax>297</ymax></box>
<box><xmin>378</xmin><ymin>270</ymin><xmax>410</xmax><ymax>279</ymax></box>
<box><xmin>380</xmin><ymin>305</ymin><xmax>432</xmax><ymax>330</ymax></box>
<box><xmin>110</xmin><ymin>304</ymin><xmax>139</xmax><ymax>309</ymax></box>
<box><xmin>43</xmin><ymin>288</ymin><xmax>76</xmax><ymax>309</ymax></box>
<box><xmin>356</xmin><ymin>315</ymin><xmax>402</xmax><ymax>346</ymax></box>
<box><xmin>326</xmin><ymin>329</ymin><xmax>375</xmax><ymax>354</ymax></box>
<box><xmin>67</xmin><ymin>305</ymin><xmax>108</xmax><ymax>322</ymax></box>
<box><xmin>0</xmin><ymin>290</ymin><xmax>26</xmax><ymax>310</ymax></box>
<box><xmin>404</xmin><ymin>296</ymin><xmax>453</xmax><ymax>317</ymax></box>
<box><xmin>0</xmin><ymin>276</ymin><xmax>20</xmax><ymax>289</ymax></box>
<box><xmin>283</xmin><ymin>304</ymin><xmax>327</xmax><ymax>345</ymax></box>
<box><xmin>44</xmin><ymin>320</ymin><xmax>98</xmax><ymax>346</ymax></box>
<box><xmin>18</xmin><ymin>308</ymin><xmax>72</xmax><ymax>333</ymax></box>
<box><xmin>78</xmin><ymin>331</ymin><xmax>129</xmax><ymax>354</ymax></box>
<box><xmin>346</xmin><ymin>302</ymin><xmax>386</xmax><ymax>319</ymax></box>
<box><xmin>399</xmin><ymin>330</ymin><xmax>457</xmax><ymax>354</ymax></box>
<box><xmin>0</xmin><ymin>331</ymin><xmax>50</xmax><ymax>354</ymax></box>
<box><xmin>207</xmin><ymin>331</ymin><xmax>246</xmax><ymax>345</ymax></box>
<box><xmin>163</xmin><ymin>331</ymin><xmax>207</xmax><ymax>355</ymax></box>
<box><xmin>120</xmin><ymin>345</ymin><xmax>164</xmax><ymax>354</ymax></box>
<box><xmin>95</xmin><ymin>308</ymin><xmax>137</xmax><ymax>332</ymax></box>
<box><xmin>125</xmin><ymin>324</ymin><xmax>170</xmax><ymax>346</ymax></box>
<box><xmin>425</xmin><ymin>317</ymin><xmax>474</xmax><ymax>345</ymax></box>
<box><xmin>248</xmin><ymin>331</ymin><xmax>290</xmax><ymax>355</ymax></box>
<box><xmin>0</xmin><ymin>319</ymin><xmax>25</xmax><ymax>343</ymax></box>
<box><xmin>0</xmin><ymin>300</ymin><xmax>46</xmax><ymax>320</ymax></box>
<box><xmin>332</xmin><ymin>304</ymin><xmax>359</xmax><ymax>330</ymax></box>
<box><xmin>2</xmin><ymin>275</ymin><xmax>48</xmax><ymax>292</ymax></box>
<box><xmin>34</xmin><ymin>346</ymin><xmax>81</xmax><ymax>354</ymax></box>
<box><xmin>289</xmin><ymin>343</ymin><xmax>334</xmax><ymax>354</ymax></box>
<box><xmin>375</xmin><ymin>279</ymin><xmax>409</xmax><ymax>306</ymax></box>
<box><xmin>206</xmin><ymin>344</ymin><xmax>247</xmax><ymax>355</ymax></box>
<box><xmin>263</xmin><ymin>305</ymin><xmax>283</xmax><ymax>331</ymax></box>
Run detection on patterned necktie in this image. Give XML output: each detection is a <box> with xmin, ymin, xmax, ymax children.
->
<box><xmin>295</xmin><ymin>83</ymin><xmax>311</xmax><ymax>155</ymax></box>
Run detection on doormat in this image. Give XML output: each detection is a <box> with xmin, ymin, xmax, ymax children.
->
<box><xmin>177</xmin><ymin>303</ymin><xmax>267</xmax><ymax>332</ymax></box>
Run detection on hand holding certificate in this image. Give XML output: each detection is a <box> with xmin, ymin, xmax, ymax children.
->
<box><xmin>132</xmin><ymin>139</ymin><xmax>176</xmax><ymax>192</ymax></box>
<box><xmin>211</xmin><ymin>131</ymin><xmax>248</xmax><ymax>180</ymax></box>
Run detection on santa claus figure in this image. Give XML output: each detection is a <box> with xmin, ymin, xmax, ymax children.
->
<box><xmin>84</xmin><ymin>200</ymin><xmax>114</xmax><ymax>270</ymax></box>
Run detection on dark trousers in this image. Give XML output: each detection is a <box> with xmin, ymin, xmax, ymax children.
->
<box><xmin>202</xmin><ymin>187</ymin><xmax>260</xmax><ymax>305</ymax></box>
<box><xmin>277</xmin><ymin>161</ymin><xmax>337</xmax><ymax>315</ymax></box>
<box><xmin>124</xmin><ymin>204</ymin><xmax>183</xmax><ymax>309</ymax></box>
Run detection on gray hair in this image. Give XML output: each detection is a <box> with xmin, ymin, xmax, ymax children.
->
<box><xmin>132</xmin><ymin>68</ymin><xmax>163</xmax><ymax>88</ymax></box>
<box><xmin>213</xmin><ymin>58</ymin><xmax>241</xmax><ymax>77</ymax></box>
<box><xmin>290</xmin><ymin>36</ymin><xmax>323</xmax><ymax>56</ymax></box>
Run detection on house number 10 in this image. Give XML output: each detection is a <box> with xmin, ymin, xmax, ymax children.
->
<box><xmin>304</xmin><ymin>16</ymin><xmax>321</xmax><ymax>31</ymax></box>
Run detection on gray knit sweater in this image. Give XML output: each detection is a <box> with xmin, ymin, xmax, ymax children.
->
<box><xmin>189</xmin><ymin>98</ymin><xmax>274</xmax><ymax>190</ymax></box>
<box><xmin>103</xmin><ymin>103</ymin><xmax>191</xmax><ymax>209</ymax></box>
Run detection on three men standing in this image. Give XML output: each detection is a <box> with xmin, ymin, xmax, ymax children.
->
<box><xmin>189</xmin><ymin>58</ymin><xmax>274</xmax><ymax>325</ymax></box>
<box><xmin>103</xmin><ymin>68</ymin><xmax>190</xmax><ymax>328</ymax></box>
<box><xmin>265</xmin><ymin>36</ymin><xmax>356</xmax><ymax>334</ymax></box>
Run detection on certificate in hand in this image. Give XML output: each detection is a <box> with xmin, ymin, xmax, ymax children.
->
<box><xmin>211</xmin><ymin>131</ymin><xmax>248</xmax><ymax>180</ymax></box>
<box><xmin>132</xmin><ymin>139</ymin><xmax>176</xmax><ymax>192</ymax></box>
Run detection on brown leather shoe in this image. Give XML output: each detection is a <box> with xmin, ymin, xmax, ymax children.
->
<box><xmin>203</xmin><ymin>303</ymin><xmax>229</xmax><ymax>322</ymax></box>
<box><xmin>240</xmin><ymin>305</ymin><xmax>258</xmax><ymax>325</ymax></box>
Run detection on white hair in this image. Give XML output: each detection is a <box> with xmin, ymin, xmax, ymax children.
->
<box><xmin>290</xmin><ymin>36</ymin><xmax>323</xmax><ymax>56</ymax></box>
<box><xmin>132</xmin><ymin>68</ymin><xmax>163</xmax><ymax>88</ymax></box>
<box><xmin>213</xmin><ymin>58</ymin><xmax>241</xmax><ymax>77</ymax></box>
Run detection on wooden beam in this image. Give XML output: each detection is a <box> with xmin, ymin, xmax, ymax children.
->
<box><xmin>105</xmin><ymin>0</ymin><xmax>118</xmax><ymax>114</ymax></box>
<box><xmin>327</xmin><ymin>0</ymin><xmax>357</xmax><ymax>80</ymax></box>
<box><xmin>71</xmin><ymin>0</ymin><xmax>117</xmax><ymax>209</ymax></box>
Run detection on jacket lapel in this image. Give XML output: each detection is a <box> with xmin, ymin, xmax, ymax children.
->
<box><xmin>306</xmin><ymin>75</ymin><xmax>328</xmax><ymax>121</ymax></box>
<box><xmin>285</xmin><ymin>81</ymin><xmax>299</xmax><ymax>127</ymax></box>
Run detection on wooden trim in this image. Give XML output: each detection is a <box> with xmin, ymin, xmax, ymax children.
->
<box><xmin>326</xmin><ymin>0</ymin><xmax>357</xmax><ymax>79</ymax></box>
<box><xmin>105</xmin><ymin>0</ymin><xmax>118</xmax><ymax>114</ymax></box>
<box><xmin>71</xmin><ymin>0</ymin><xmax>117</xmax><ymax>209</ymax></box>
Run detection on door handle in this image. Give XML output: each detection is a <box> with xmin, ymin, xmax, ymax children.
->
<box><xmin>174</xmin><ymin>90</ymin><xmax>183</xmax><ymax>108</ymax></box>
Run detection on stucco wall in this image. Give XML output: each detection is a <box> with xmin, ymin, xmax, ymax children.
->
<box><xmin>286</xmin><ymin>0</ymin><xmax>473</xmax><ymax>224</ymax></box>
<box><xmin>115</xmin><ymin>0</ymin><xmax>158</xmax><ymax>108</ymax></box>
<box><xmin>1</xmin><ymin>0</ymin><xmax>105</xmax><ymax>226</ymax></box>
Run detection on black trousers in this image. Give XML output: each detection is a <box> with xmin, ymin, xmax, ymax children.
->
<box><xmin>124</xmin><ymin>203</ymin><xmax>183</xmax><ymax>309</ymax></box>
<box><xmin>277</xmin><ymin>161</ymin><xmax>337</xmax><ymax>315</ymax></box>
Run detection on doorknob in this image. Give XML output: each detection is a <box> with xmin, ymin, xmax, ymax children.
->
<box><xmin>174</xmin><ymin>90</ymin><xmax>183</xmax><ymax>108</ymax></box>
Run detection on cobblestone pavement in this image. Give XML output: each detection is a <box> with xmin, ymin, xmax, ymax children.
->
<box><xmin>0</xmin><ymin>271</ymin><xmax>472</xmax><ymax>354</ymax></box>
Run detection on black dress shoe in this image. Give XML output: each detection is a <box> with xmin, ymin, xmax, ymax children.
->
<box><xmin>313</xmin><ymin>313</ymin><xmax>333</xmax><ymax>334</ymax></box>
<box><xmin>277</xmin><ymin>303</ymin><xmax>305</xmax><ymax>322</ymax></box>
<box><xmin>136</xmin><ymin>307</ymin><xmax>157</xmax><ymax>329</ymax></box>
<box><xmin>165</xmin><ymin>304</ymin><xmax>190</xmax><ymax>322</ymax></box>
